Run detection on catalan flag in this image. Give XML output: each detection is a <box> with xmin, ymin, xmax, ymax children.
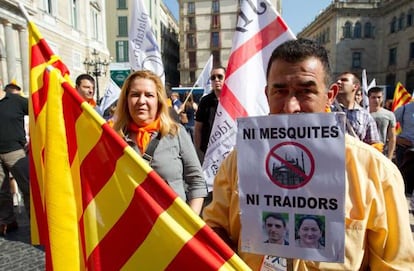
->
<box><xmin>391</xmin><ymin>82</ymin><xmax>412</xmax><ymax>112</ymax></box>
<box><xmin>391</xmin><ymin>82</ymin><xmax>412</xmax><ymax>134</ymax></box>
<box><xmin>27</xmin><ymin>17</ymin><xmax>249</xmax><ymax>271</ymax></box>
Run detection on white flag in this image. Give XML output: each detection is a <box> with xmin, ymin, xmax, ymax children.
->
<box><xmin>98</xmin><ymin>78</ymin><xmax>121</xmax><ymax>114</ymax></box>
<box><xmin>129</xmin><ymin>0</ymin><xmax>165</xmax><ymax>83</ymax></box>
<box><xmin>368</xmin><ymin>79</ymin><xmax>376</xmax><ymax>89</ymax></box>
<box><xmin>361</xmin><ymin>69</ymin><xmax>369</xmax><ymax>110</ymax></box>
<box><xmin>202</xmin><ymin>0</ymin><xmax>296</xmax><ymax>191</ymax></box>
<box><xmin>195</xmin><ymin>54</ymin><xmax>213</xmax><ymax>97</ymax></box>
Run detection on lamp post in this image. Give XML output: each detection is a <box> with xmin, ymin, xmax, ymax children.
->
<box><xmin>83</xmin><ymin>49</ymin><xmax>110</xmax><ymax>103</ymax></box>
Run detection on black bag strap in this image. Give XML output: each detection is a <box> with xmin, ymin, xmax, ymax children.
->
<box><xmin>142</xmin><ymin>133</ymin><xmax>161</xmax><ymax>163</ymax></box>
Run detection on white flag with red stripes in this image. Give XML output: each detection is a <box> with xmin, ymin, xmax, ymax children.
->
<box><xmin>202</xmin><ymin>0</ymin><xmax>296</xmax><ymax>190</ymax></box>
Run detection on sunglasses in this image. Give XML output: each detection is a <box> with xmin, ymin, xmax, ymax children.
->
<box><xmin>210</xmin><ymin>74</ymin><xmax>224</xmax><ymax>81</ymax></box>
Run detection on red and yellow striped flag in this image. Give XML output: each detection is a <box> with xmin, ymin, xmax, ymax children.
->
<box><xmin>391</xmin><ymin>82</ymin><xmax>412</xmax><ymax>134</ymax></box>
<box><xmin>28</xmin><ymin>21</ymin><xmax>249</xmax><ymax>270</ymax></box>
<box><xmin>391</xmin><ymin>82</ymin><xmax>412</xmax><ymax>112</ymax></box>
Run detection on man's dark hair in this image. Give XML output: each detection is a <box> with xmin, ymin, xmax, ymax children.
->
<box><xmin>212</xmin><ymin>65</ymin><xmax>226</xmax><ymax>73</ymax></box>
<box><xmin>266</xmin><ymin>38</ymin><xmax>332</xmax><ymax>87</ymax></box>
<box><xmin>368</xmin><ymin>86</ymin><xmax>384</xmax><ymax>97</ymax></box>
<box><xmin>338</xmin><ymin>71</ymin><xmax>361</xmax><ymax>86</ymax></box>
<box><xmin>264</xmin><ymin>213</ymin><xmax>286</xmax><ymax>227</ymax></box>
<box><xmin>76</xmin><ymin>73</ymin><xmax>95</xmax><ymax>87</ymax></box>
<box><xmin>4</xmin><ymin>83</ymin><xmax>21</xmax><ymax>93</ymax></box>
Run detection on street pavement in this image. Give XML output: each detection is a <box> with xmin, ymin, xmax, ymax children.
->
<box><xmin>0</xmin><ymin>204</ymin><xmax>45</xmax><ymax>270</ymax></box>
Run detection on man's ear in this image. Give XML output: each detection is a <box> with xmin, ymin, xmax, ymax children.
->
<box><xmin>353</xmin><ymin>83</ymin><xmax>360</xmax><ymax>93</ymax></box>
<box><xmin>327</xmin><ymin>83</ymin><xmax>339</xmax><ymax>105</ymax></box>
<box><xmin>265</xmin><ymin>85</ymin><xmax>269</xmax><ymax>103</ymax></box>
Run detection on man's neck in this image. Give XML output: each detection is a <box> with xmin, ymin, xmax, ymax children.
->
<box><xmin>337</xmin><ymin>96</ymin><xmax>354</xmax><ymax>109</ymax></box>
<box><xmin>370</xmin><ymin>106</ymin><xmax>380</xmax><ymax>113</ymax></box>
<box><xmin>213</xmin><ymin>89</ymin><xmax>221</xmax><ymax>99</ymax></box>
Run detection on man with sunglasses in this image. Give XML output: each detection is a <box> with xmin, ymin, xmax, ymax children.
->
<box><xmin>194</xmin><ymin>66</ymin><xmax>226</xmax><ymax>161</ymax></box>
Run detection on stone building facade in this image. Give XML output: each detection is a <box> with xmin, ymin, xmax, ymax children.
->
<box><xmin>299</xmin><ymin>0</ymin><xmax>414</xmax><ymax>97</ymax></box>
<box><xmin>0</xmin><ymin>0</ymin><xmax>109</xmax><ymax>97</ymax></box>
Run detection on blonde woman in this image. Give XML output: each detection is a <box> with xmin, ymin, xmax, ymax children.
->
<box><xmin>113</xmin><ymin>70</ymin><xmax>207</xmax><ymax>215</ymax></box>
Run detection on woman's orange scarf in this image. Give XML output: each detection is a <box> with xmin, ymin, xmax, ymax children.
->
<box><xmin>127</xmin><ymin>118</ymin><xmax>161</xmax><ymax>154</ymax></box>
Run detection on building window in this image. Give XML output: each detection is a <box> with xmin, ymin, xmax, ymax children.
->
<box><xmin>389</xmin><ymin>47</ymin><xmax>397</xmax><ymax>66</ymax></box>
<box><xmin>187</xmin><ymin>33</ymin><xmax>196</xmax><ymax>49</ymax></box>
<box><xmin>91</xmin><ymin>7</ymin><xmax>102</xmax><ymax>41</ymax></box>
<box><xmin>211</xmin><ymin>32</ymin><xmax>220</xmax><ymax>48</ymax></box>
<box><xmin>364</xmin><ymin>22</ymin><xmax>372</xmax><ymax>38</ymax></box>
<box><xmin>115</xmin><ymin>40</ymin><xmax>128</xmax><ymax>62</ymax></box>
<box><xmin>44</xmin><ymin>0</ymin><xmax>54</xmax><ymax>14</ymax></box>
<box><xmin>352</xmin><ymin>52</ymin><xmax>361</xmax><ymax>68</ymax></box>
<box><xmin>71</xmin><ymin>0</ymin><xmax>78</xmax><ymax>29</ymax></box>
<box><xmin>188</xmin><ymin>17</ymin><xmax>195</xmax><ymax>31</ymax></box>
<box><xmin>407</xmin><ymin>9</ymin><xmax>413</xmax><ymax>27</ymax></box>
<box><xmin>117</xmin><ymin>0</ymin><xmax>127</xmax><ymax>9</ymax></box>
<box><xmin>410</xmin><ymin>42</ymin><xmax>414</xmax><ymax>60</ymax></box>
<box><xmin>188</xmin><ymin>2</ymin><xmax>195</xmax><ymax>14</ymax></box>
<box><xmin>354</xmin><ymin>22</ymin><xmax>361</xmax><ymax>38</ymax></box>
<box><xmin>343</xmin><ymin>22</ymin><xmax>352</xmax><ymax>38</ymax></box>
<box><xmin>118</xmin><ymin>16</ymin><xmax>128</xmax><ymax>37</ymax></box>
<box><xmin>212</xmin><ymin>0</ymin><xmax>220</xmax><ymax>13</ymax></box>
<box><xmin>212</xmin><ymin>15</ymin><xmax>220</xmax><ymax>28</ymax></box>
<box><xmin>385</xmin><ymin>74</ymin><xmax>396</xmax><ymax>98</ymax></box>
<box><xmin>189</xmin><ymin>51</ymin><xmax>196</xmax><ymax>69</ymax></box>
<box><xmin>43</xmin><ymin>0</ymin><xmax>57</xmax><ymax>15</ymax></box>
<box><xmin>391</xmin><ymin>17</ymin><xmax>397</xmax><ymax>33</ymax></box>
<box><xmin>406</xmin><ymin>70</ymin><xmax>414</xmax><ymax>94</ymax></box>
<box><xmin>399</xmin><ymin>13</ymin><xmax>405</xmax><ymax>30</ymax></box>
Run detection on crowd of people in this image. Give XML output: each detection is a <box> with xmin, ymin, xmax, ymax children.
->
<box><xmin>1</xmin><ymin>38</ymin><xmax>413</xmax><ymax>270</ymax></box>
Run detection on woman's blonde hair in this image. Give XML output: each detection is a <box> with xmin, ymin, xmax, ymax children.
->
<box><xmin>113</xmin><ymin>70</ymin><xmax>178</xmax><ymax>137</ymax></box>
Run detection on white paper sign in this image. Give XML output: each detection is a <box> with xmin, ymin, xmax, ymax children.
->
<box><xmin>237</xmin><ymin>113</ymin><xmax>346</xmax><ymax>263</ymax></box>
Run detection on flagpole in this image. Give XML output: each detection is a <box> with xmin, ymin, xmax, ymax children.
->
<box><xmin>181</xmin><ymin>82</ymin><xmax>198</xmax><ymax>106</ymax></box>
<box><xmin>18</xmin><ymin>3</ymin><xmax>30</xmax><ymax>22</ymax></box>
<box><xmin>181</xmin><ymin>54</ymin><xmax>213</xmax><ymax>105</ymax></box>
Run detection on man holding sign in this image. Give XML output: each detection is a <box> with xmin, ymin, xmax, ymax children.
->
<box><xmin>203</xmin><ymin>39</ymin><xmax>414</xmax><ymax>270</ymax></box>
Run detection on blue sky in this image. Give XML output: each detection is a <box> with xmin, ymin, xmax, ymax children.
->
<box><xmin>162</xmin><ymin>0</ymin><xmax>332</xmax><ymax>35</ymax></box>
<box><xmin>282</xmin><ymin>0</ymin><xmax>332</xmax><ymax>35</ymax></box>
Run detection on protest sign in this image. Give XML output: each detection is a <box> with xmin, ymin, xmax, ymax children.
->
<box><xmin>237</xmin><ymin>113</ymin><xmax>346</xmax><ymax>263</ymax></box>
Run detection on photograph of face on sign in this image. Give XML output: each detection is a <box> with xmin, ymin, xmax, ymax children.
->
<box><xmin>295</xmin><ymin>214</ymin><xmax>325</xmax><ymax>249</ymax></box>
<box><xmin>262</xmin><ymin>212</ymin><xmax>289</xmax><ymax>246</ymax></box>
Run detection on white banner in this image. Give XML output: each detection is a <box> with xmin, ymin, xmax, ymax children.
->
<box><xmin>195</xmin><ymin>54</ymin><xmax>213</xmax><ymax>97</ymax></box>
<box><xmin>98</xmin><ymin>78</ymin><xmax>121</xmax><ymax>114</ymax></box>
<box><xmin>237</xmin><ymin>113</ymin><xmax>346</xmax><ymax>263</ymax></box>
<box><xmin>129</xmin><ymin>0</ymin><xmax>165</xmax><ymax>84</ymax></box>
<box><xmin>202</xmin><ymin>0</ymin><xmax>296</xmax><ymax>191</ymax></box>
